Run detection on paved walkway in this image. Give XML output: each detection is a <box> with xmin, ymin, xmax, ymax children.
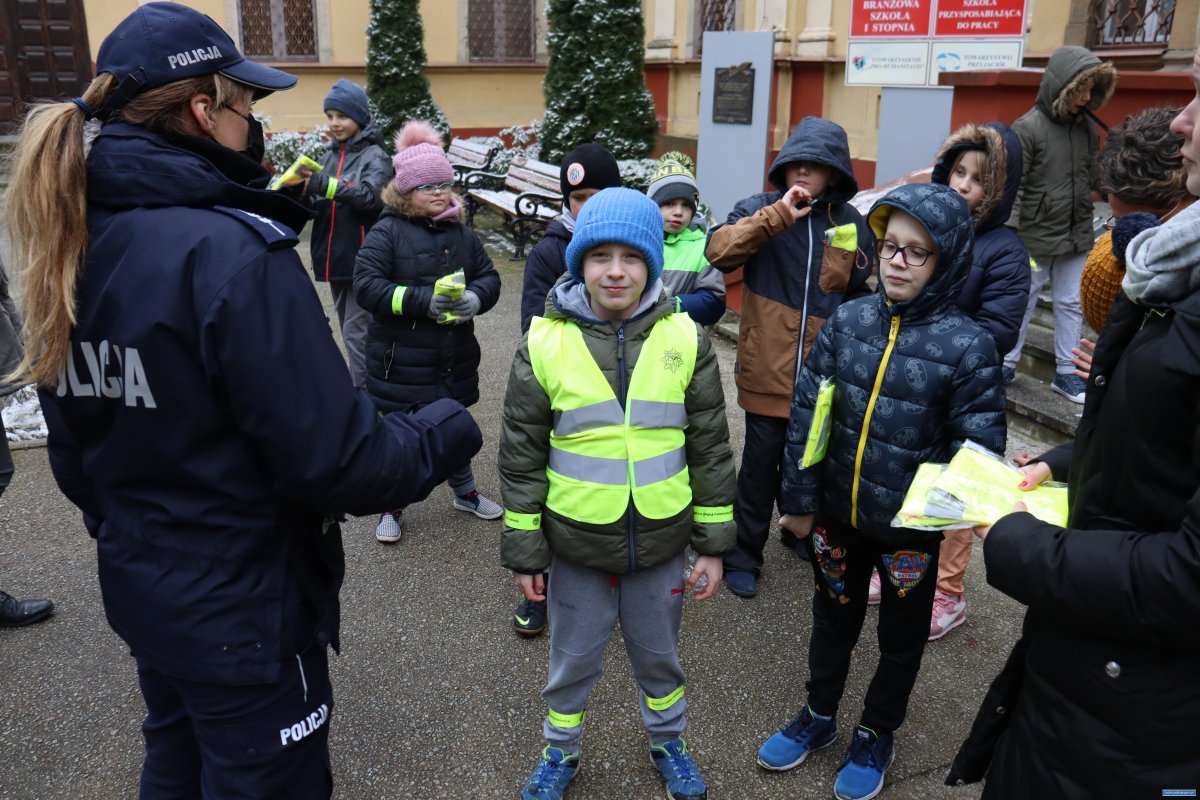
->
<box><xmin>0</xmin><ymin>225</ymin><xmax>1050</xmax><ymax>799</ymax></box>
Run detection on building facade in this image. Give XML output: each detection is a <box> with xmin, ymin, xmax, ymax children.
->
<box><xmin>1</xmin><ymin>0</ymin><xmax>1197</xmax><ymax>180</ymax></box>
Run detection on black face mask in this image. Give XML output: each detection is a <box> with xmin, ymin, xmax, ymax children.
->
<box><xmin>241</xmin><ymin>114</ymin><xmax>266</xmax><ymax>164</ymax></box>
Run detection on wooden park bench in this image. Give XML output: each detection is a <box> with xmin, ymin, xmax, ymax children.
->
<box><xmin>464</xmin><ymin>156</ymin><xmax>563</xmax><ymax>257</ymax></box>
<box><xmin>447</xmin><ymin>137</ymin><xmax>500</xmax><ymax>187</ymax></box>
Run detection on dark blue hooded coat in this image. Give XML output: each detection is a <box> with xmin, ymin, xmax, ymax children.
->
<box><xmin>931</xmin><ymin>122</ymin><xmax>1031</xmax><ymax>355</ymax></box>
<box><xmin>780</xmin><ymin>183</ymin><xmax>1008</xmax><ymax>539</ymax></box>
<box><xmin>44</xmin><ymin>123</ymin><xmax>481</xmax><ymax>685</ymax></box>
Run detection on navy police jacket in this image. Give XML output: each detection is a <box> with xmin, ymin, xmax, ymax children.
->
<box><xmin>43</xmin><ymin>124</ymin><xmax>481</xmax><ymax>685</ymax></box>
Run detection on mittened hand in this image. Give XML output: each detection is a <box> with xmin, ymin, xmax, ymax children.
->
<box><xmin>428</xmin><ymin>292</ymin><xmax>454</xmax><ymax>321</ymax></box>
<box><xmin>449</xmin><ymin>290</ymin><xmax>481</xmax><ymax>324</ymax></box>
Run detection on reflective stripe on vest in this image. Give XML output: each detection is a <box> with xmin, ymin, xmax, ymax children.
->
<box><xmin>528</xmin><ymin>313</ymin><xmax>698</xmax><ymax>525</ymax></box>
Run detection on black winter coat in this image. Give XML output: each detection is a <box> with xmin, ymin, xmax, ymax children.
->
<box><xmin>974</xmin><ymin>289</ymin><xmax>1200</xmax><ymax>796</ymax></box>
<box><xmin>354</xmin><ymin>207</ymin><xmax>501</xmax><ymax>411</ymax></box>
<box><xmin>520</xmin><ymin>217</ymin><xmax>571</xmax><ymax>333</ymax></box>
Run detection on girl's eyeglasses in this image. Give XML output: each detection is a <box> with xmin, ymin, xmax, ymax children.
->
<box><xmin>416</xmin><ymin>181</ymin><xmax>454</xmax><ymax>193</ymax></box>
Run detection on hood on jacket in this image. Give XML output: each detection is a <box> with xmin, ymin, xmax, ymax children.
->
<box><xmin>867</xmin><ymin>183</ymin><xmax>974</xmax><ymax>318</ymax></box>
<box><xmin>546</xmin><ymin>273</ymin><xmax>669</xmax><ymax>326</ymax></box>
<box><xmin>767</xmin><ymin>116</ymin><xmax>858</xmax><ymax>204</ymax></box>
<box><xmin>1037</xmin><ymin>46</ymin><xmax>1117</xmax><ymax>123</ymax></box>
<box><xmin>327</xmin><ymin>120</ymin><xmax>386</xmax><ymax>153</ymax></box>
<box><xmin>931</xmin><ymin>122</ymin><xmax>1023</xmax><ymax>234</ymax></box>
<box><xmin>88</xmin><ymin>122</ymin><xmax>312</xmax><ymax>235</ymax></box>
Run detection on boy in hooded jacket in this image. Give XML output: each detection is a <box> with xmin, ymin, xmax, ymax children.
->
<box><xmin>1003</xmin><ymin>46</ymin><xmax>1117</xmax><ymax>404</ymax></box>
<box><xmin>499</xmin><ymin>188</ymin><xmax>736</xmax><ymax>800</ymax></box>
<box><xmin>921</xmin><ymin>122</ymin><xmax>1031</xmax><ymax>639</ymax></box>
<box><xmin>294</xmin><ymin>79</ymin><xmax>392</xmax><ymax>388</ymax></box>
<box><xmin>757</xmin><ymin>183</ymin><xmax>1007</xmax><ymax>800</ymax></box>
<box><xmin>705</xmin><ymin>116</ymin><xmax>876</xmax><ymax>598</ymax></box>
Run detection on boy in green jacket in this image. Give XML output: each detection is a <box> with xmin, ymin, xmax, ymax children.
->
<box><xmin>645</xmin><ymin>152</ymin><xmax>726</xmax><ymax>326</ymax></box>
<box><xmin>499</xmin><ymin>188</ymin><xmax>736</xmax><ymax>800</ymax></box>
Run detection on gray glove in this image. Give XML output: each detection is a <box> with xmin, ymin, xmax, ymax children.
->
<box><xmin>428</xmin><ymin>292</ymin><xmax>454</xmax><ymax>321</ymax></box>
<box><xmin>449</xmin><ymin>290</ymin><xmax>481</xmax><ymax>324</ymax></box>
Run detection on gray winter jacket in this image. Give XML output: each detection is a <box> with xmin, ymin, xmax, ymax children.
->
<box><xmin>1010</xmin><ymin>46</ymin><xmax>1116</xmax><ymax>258</ymax></box>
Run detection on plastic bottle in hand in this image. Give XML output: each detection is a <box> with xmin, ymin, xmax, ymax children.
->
<box><xmin>682</xmin><ymin>548</ymin><xmax>708</xmax><ymax>594</ymax></box>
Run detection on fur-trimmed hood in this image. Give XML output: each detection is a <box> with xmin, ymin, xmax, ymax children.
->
<box><xmin>1037</xmin><ymin>46</ymin><xmax>1117</xmax><ymax>123</ymax></box>
<box><xmin>931</xmin><ymin>122</ymin><xmax>1023</xmax><ymax>234</ymax></box>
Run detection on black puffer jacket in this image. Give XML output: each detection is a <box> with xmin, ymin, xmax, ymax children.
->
<box><xmin>354</xmin><ymin>207</ymin><xmax>501</xmax><ymax>411</ymax></box>
<box><xmin>972</xmin><ymin>290</ymin><xmax>1200</xmax><ymax>796</ymax></box>
<box><xmin>781</xmin><ymin>183</ymin><xmax>1007</xmax><ymax>539</ymax></box>
<box><xmin>520</xmin><ymin>217</ymin><xmax>571</xmax><ymax>332</ymax></box>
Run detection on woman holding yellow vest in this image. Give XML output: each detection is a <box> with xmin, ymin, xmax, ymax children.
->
<box><xmin>499</xmin><ymin>188</ymin><xmax>735</xmax><ymax>800</ymax></box>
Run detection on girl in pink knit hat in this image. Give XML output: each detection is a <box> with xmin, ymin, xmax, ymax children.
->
<box><xmin>353</xmin><ymin>121</ymin><xmax>504</xmax><ymax>542</ymax></box>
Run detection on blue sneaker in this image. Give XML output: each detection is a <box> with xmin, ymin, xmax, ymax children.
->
<box><xmin>523</xmin><ymin>746</ymin><xmax>580</xmax><ymax>800</ymax></box>
<box><xmin>725</xmin><ymin>570</ymin><xmax>757</xmax><ymax>598</ymax></box>
<box><xmin>834</xmin><ymin>726</ymin><xmax>895</xmax><ymax>800</ymax></box>
<box><xmin>649</xmin><ymin>738</ymin><xmax>707</xmax><ymax>800</ymax></box>
<box><xmin>1051</xmin><ymin>373</ymin><xmax>1086</xmax><ymax>403</ymax></box>
<box><xmin>757</xmin><ymin>704</ymin><xmax>838</xmax><ymax>771</ymax></box>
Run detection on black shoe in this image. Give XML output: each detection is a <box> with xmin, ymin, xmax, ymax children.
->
<box><xmin>0</xmin><ymin>591</ymin><xmax>54</xmax><ymax>628</ymax></box>
<box><xmin>513</xmin><ymin>597</ymin><xmax>547</xmax><ymax>637</ymax></box>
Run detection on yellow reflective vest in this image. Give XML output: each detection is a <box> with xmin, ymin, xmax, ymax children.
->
<box><xmin>526</xmin><ymin>313</ymin><xmax>697</xmax><ymax>525</ymax></box>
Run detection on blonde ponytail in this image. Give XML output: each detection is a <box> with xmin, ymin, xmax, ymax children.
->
<box><xmin>4</xmin><ymin>73</ymin><xmax>252</xmax><ymax>388</ymax></box>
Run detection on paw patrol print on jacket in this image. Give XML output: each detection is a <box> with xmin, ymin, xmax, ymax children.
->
<box><xmin>880</xmin><ymin>550</ymin><xmax>931</xmax><ymax>597</ymax></box>
<box><xmin>811</xmin><ymin>526</ymin><xmax>851</xmax><ymax>604</ymax></box>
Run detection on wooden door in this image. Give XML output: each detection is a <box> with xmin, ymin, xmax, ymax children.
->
<box><xmin>0</xmin><ymin>0</ymin><xmax>92</xmax><ymax>132</ymax></box>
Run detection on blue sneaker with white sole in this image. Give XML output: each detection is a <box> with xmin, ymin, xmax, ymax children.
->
<box><xmin>757</xmin><ymin>704</ymin><xmax>838</xmax><ymax>771</ymax></box>
<box><xmin>834</xmin><ymin>726</ymin><xmax>895</xmax><ymax>800</ymax></box>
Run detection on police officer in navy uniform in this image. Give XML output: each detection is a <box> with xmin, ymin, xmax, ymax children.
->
<box><xmin>4</xmin><ymin>3</ymin><xmax>482</xmax><ymax>797</ymax></box>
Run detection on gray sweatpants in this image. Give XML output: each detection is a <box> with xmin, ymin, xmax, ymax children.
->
<box><xmin>331</xmin><ymin>281</ymin><xmax>369</xmax><ymax>389</ymax></box>
<box><xmin>542</xmin><ymin>551</ymin><xmax>688</xmax><ymax>750</ymax></box>
<box><xmin>1004</xmin><ymin>251</ymin><xmax>1087</xmax><ymax>374</ymax></box>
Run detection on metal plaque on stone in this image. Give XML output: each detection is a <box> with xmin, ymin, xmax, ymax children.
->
<box><xmin>712</xmin><ymin>63</ymin><xmax>755</xmax><ymax>125</ymax></box>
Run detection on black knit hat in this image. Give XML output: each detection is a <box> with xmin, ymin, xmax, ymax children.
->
<box><xmin>560</xmin><ymin>143</ymin><xmax>622</xmax><ymax>199</ymax></box>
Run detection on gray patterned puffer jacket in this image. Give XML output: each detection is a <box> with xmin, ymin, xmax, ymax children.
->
<box><xmin>780</xmin><ymin>183</ymin><xmax>1008</xmax><ymax>540</ymax></box>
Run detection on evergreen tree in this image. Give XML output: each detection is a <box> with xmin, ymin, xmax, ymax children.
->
<box><xmin>540</xmin><ymin>0</ymin><xmax>659</xmax><ymax>163</ymax></box>
<box><xmin>366</xmin><ymin>0</ymin><xmax>448</xmax><ymax>148</ymax></box>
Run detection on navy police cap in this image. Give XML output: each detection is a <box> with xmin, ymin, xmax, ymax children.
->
<box><xmin>96</xmin><ymin>1</ymin><xmax>296</xmax><ymax>108</ymax></box>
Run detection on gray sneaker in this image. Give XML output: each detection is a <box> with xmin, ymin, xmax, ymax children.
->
<box><xmin>1051</xmin><ymin>373</ymin><xmax>1085</xmax><ymax>404</ymax></box>
<box><xmin>453</xmin><ymin>490</ymin><xmax>504</xmax><ymax>520</ymax></box>
<box><xmin>374</xmin><ymin>510</ymin><xmax>403</xmax><ymax>543</ymax></box>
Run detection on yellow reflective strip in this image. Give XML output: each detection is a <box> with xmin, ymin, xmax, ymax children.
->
<box><xmin>828</xmin><ymin>223</ymin><xmax>858</xmax><ymax>251</ymax></box>
<box><xmin>504</xmin><ymin>510</ymin><xmax>541</xmax><ymax>530</ymax></box>
<box><xmin>547</xmin><ymin>707</ymin><xmax>586</xmax><ymax>729</ymax></box>
<box><xmin>852</xmin><ymin>315</ymin><xmax>901</xmax><ymax>528</ymax></box>
<box><xmin>391</xmin><ymin>285</ymin><xmax>406</xmax><ymax>315</ymax></box>
<box><xmin>324</xmin><ymin>177</ymin><xmax>339</xmax><ymax>200</ymax></box>
<box><xmin>693</xmin><ymin>505</ymin><xmax>733</xmax><ymax>523</ymax></box>
<box><xmin>644</xmin><ymin>684</ymin><xmax>685</xmax><ymax>712</ymax></box>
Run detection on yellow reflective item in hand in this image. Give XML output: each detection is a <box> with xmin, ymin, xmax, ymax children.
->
<box><xmin>801</xmin><ymin>378</ymin><xmax>835</xmax><ymax>468</ymax></box>
<box><xmin>435</xmin><ymin>270</ymin><xmax>466</xmax><ymax>324</ymax></box>
<box><xmin>267</xmin><ymin>155</ymin><xmax>322</xmax><ymax>191</ymax></box>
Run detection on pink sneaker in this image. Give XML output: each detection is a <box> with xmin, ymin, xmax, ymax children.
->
<box><xmin>929</xmin><ymin>590</ymin><xmax>966</xmax><ymax>640</ymax></box>
<box><xmin>867</xmin><ymin>569</ymin><xmax>882</xmax><ymax>606</ymax></box>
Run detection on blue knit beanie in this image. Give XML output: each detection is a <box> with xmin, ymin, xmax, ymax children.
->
<box><xmin>565</xmin><ymin>187</ymin><xmax>665</xmax><ymax>286</ymax></box>
<box><xmin>323</xmin><ymin>78</ymin><xmax>371</xmax><ymax>129</ymax></box>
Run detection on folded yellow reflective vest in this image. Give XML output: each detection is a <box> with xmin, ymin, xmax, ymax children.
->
<box><xmin>801</xmin><ymin>378</ymin><xmax>835</xmax><ymax>468</ymax></box>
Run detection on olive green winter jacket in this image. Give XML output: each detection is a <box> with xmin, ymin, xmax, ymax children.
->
<box><xmin>1009</xmin><ymin>46</ymin><xmax>1117</xmax><ymax>258</ymax></box>
<box><xmin>498</xmin><ymin>276</ymin><xmax>736</xmax><ymax>575</ymax></box>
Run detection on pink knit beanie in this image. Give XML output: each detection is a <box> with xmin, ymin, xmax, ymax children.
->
<box><xmin>391</xmin><ymin>121</ymin><xmax>454</xmax><ymax>194</ymax></box>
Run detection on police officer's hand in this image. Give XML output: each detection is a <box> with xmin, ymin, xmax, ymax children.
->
<box><xmin>514</xmin><ymin>571</ymin><xmax>545</xmax><ymax>601</ymax></box>
<box><xmin>449</xmin><ymin>290</ymin><xmax>481</xmax><ymax>324</ymax></box>
<box><xmin>428</xmin><ymin>292</ymin><xmax>454</xmax><ymax>321</ymax></box>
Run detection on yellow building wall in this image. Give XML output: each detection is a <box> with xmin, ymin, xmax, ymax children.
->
<box><xmin>1026</xmin><ymin>0</ymin><xmax>1073</xmax><ymax>55</ymax></box>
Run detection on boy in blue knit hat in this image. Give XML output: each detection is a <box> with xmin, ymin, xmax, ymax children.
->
<box><xmin>498</xmin><ymin>187</ymin><xmax>737</xmax><ymax>800</ymax></box>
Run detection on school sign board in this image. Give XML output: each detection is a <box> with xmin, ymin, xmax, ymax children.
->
<box><xmin>846</xmin><ymin>0</ymin><xmax>1027</xmax><ymax>87</ymax></box>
